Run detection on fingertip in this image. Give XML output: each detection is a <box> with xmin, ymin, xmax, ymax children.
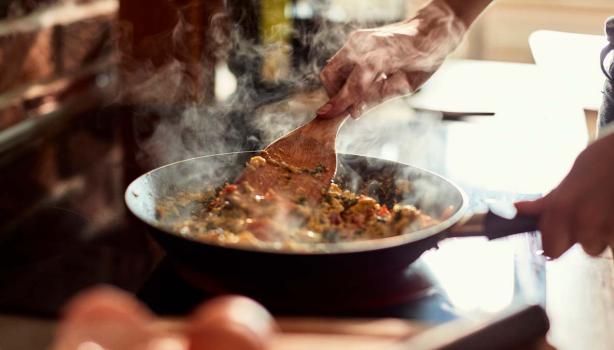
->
<box><xmin>514</xmin><ymin>197</ymin><xmax>546</xmax><ymax>215</ymax></box>
<box><xmin>539</xmin><ymin>214</ymin><xmax>574</xmax><ymax>260</ymax></box>
<box><xmin>578</xmin><ymin>230</ymin><xmax>608</xmax><ymax>257</ymax></box>
<box><xmin>189</xmin><ymin>295</ymin><xmax>276</xmax><ymax>350</ymax></box>
<box><xmin>316</xmin><ymin>103</ymin><xmax>333</xmax><ymax>117</ymax></box>
<box><xmin>581</xmin><ymin>241</ymin><xmax>607</xmax><ymax>257</ymax></box>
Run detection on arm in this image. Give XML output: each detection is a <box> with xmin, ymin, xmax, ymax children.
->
<box><xmin>317</xmin><ymin>0</ymin><xmax>495</xmax><ymax>119</ymax></box>
<box><xmin>446</xmin><ymin>0</ymin><xmax>494</xmax><ymax>27</ymax></box>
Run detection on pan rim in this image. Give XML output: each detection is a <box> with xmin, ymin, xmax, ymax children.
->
<box><xmin>125</xmin><ymin>151</ymin><xmax>469</xmax><ymax>256</ymax></box>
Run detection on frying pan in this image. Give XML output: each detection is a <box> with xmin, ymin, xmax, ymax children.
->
<box><xmin>125</xmin><ymin>152</ymin><xmax>539</xmax><ymax>310</ymax></box>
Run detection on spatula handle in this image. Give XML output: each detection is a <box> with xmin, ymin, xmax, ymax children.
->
<box><xmin>300</xmin><ymin>115</ymin><xmax>348</xmax><ymax>146</ymax></box>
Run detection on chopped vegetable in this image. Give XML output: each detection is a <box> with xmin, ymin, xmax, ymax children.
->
<box><xmin>156</xmin><ymin>157</ymin><xmax>437</xmax><ymax>251</ymax></box>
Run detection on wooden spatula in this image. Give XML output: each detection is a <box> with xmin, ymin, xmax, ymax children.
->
<box><xmin>237</xmin><ymin>115</ymin><xmax>348</xmax><ymax>203</ymax></box>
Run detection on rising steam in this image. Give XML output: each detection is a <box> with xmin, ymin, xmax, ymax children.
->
<box><xmin>123</xmin><ymin>1</ymin><xmax>460</xmax><ymax>230</ymax></box>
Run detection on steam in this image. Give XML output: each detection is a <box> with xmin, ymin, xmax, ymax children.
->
<box><xmin>123</xmin><ymin>1</ymin><xmax>461</xmax><ymax>239</ymax></box>
<box><xmin>121</xmin><ymin>3</ymin><xmax>357</xmax><ymax>169</ymax></box>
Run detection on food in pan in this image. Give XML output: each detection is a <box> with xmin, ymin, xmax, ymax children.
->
<box><xmin>156</xmin><ymin>156</ymin><xmax>438</xmax><ymax>250</ymax></box>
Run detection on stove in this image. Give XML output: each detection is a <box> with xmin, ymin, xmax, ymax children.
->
<box><xmin>134</xmin><ymin>188</ymin><xmax>545</xmax><ymax>325</ymax></box>
<box><xmin>0</xmin><ymin>105</ymin><xmax>546</xmax><ymax>329</ymax></box>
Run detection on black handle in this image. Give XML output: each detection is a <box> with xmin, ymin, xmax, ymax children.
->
<box><xmin>484</xmin><ymin>211</ymin><xmax>539</xmax><ymax>240</ymax></box>
<box><xmin>449</xmin><ymin>210</ymin><xmax>539</xmax><ymax>240</ymax></box>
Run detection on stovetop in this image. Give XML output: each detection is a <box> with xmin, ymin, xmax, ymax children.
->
<box><xmin>0</xmin><ymin>108</ymin><xmax>546</xmax><ymax>325</ymax></box>
<box><xmin>134</xmin><ymin>189</ymin><xmax>545</xmax><ymax>324</ymax></box>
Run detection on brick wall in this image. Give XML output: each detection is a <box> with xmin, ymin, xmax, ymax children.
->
<box><xmin>0</xmin><ymin>1</ymin><xmax>160</xmax><ymax>312</ymax></box>
<box><xmin>0</xmin><ymin>0</ymin><xmax>117</xmax><ymax>134</ymax></box>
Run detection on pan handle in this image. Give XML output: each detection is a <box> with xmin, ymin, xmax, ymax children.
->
<box><xmin>449</xmin><ymin>210</ymin><xmax>539</xmax><ymax>240</ymax></box>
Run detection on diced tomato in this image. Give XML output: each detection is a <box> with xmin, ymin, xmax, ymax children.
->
<box><xmin>223</xmin><ymin>184</ymin><xmax>238</xmax><ymax>194</ymax></box>
<box><xmin>329</xmin><ymin>212</ymin><xmax>341</xmax><ymax>225</ymax></box>
<box><xmin>247</xmin><ymin>218</ymin><xmax>274</xmax><ymax>241</ymax></box>
<box><xmin>377</xmin><ymin>205</ymin><xmax>390</xmax><ymax>217</ymax></box>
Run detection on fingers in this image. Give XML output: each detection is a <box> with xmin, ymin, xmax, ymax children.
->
<box><xmin>578</xmin><ymin>230</ymin><xmax>608</xmax><ymax>256</ymax></box>
<box><xmin>574</xmin><ymin>201</ymin><xmax>610</xmax><ymax>257</ymax></box>
<box><xmin>530</xmin><ymin>191</ymin><xmax>611</xmax><ymax>259</ymax></box>
<box><xmin>319</xmin><ymin>47</ymin><xmax>354</xmax><ymax>97</ymax></box>
<box><xmin>317</xmin><ymin>68</ymin><xmax>415</xmax><ymax>119</ymax></box>
<box><xmin>317</xmin><ymin>65</ymin><xmax>378</xmax><ymax>119</ymax></box>
<box><xmin>380</xmin><ymin>71</ymin><xmax>413</xmax><ymax>100</ymax></box>
<box><xmin>52</xmin><ymin>286</ymin><xmax>153</xmax><ymax>350</ymax></box>
<box><xmin>189</xmin><ymin>295</ymin><xmax>276</xmax><ymax>350</ymax></box>
<box><xmin>539</xmin><ymin>209</ymin><xmax>574</xmax><ymax>259</ymax></box>
<box><xmin>527</xmin><ymin>192</ymin><xmax>574</xmax><ymax>259</ymax></box>
<box><xmin>515</xmin><ymin>195</ymin><xmax>574</xmax><ymax>258</ymax></box>
<box><xmin>514</xmin><ymin>197</ymin><xmax>546</xmax><ymax>216</ymax></box>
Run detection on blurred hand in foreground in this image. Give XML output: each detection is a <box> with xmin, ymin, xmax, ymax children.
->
<box><xmin>316</xmin><ymin>0</ymin><xmax>466</xmax><ymax>119</ymax></box>
<box><xmin>51</xmin><ymin>286</ymin><xmax>276</xmax><ymax>350</ymax></box>
<box><xmin>516</xmin><ymin>133</ymin><xmax>614</xmax><ymax>259</ymax></box>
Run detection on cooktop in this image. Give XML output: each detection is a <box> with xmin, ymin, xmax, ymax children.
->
<box><xmin>136</xmin><ymin>188</ymin><xmax>545</xmax><ymax>324</ymax></box>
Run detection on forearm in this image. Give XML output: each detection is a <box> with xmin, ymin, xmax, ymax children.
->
<box><xmin>444</xmin><ymin>0</ymin><xmax>494</xmax><ymax>27</ymax></box>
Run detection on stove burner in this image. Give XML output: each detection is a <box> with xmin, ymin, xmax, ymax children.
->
<box><xmin>137</xmin><ymin>257</ymin><xmax>455</xmax><ymax>320</ymax></box>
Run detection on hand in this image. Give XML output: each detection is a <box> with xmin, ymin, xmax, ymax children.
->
<box><xmin>516</xmin><ymin>133</ymin><xmax>614</xmax><ymax>258</ymax></box>
<box><xmin>51</xmin><ymin>286</ymin><xmax>276</xmax><ymax>350</ymax></box>
<box><xmin>316</xmin><ymin>0</ymin><xmax>466</xmax><ymax>119</ymax></box>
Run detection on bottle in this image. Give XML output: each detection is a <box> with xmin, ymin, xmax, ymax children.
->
<box><xmin>598</xmin><ymin>16</ymin><xmax>614</xmax><ymax>132</ymax></box>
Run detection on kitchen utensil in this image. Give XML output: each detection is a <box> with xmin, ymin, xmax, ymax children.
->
<box><xmin>237</xmin><ymin>116</ymin><xmax>347</xmax><ymax>203</ymax></box>
<box><xmin>126</xmin><ymin>152</ymin><xmax>539</xmax><ymax>309</ymax></box>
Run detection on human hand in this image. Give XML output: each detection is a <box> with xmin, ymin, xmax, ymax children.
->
<box><xmin>51</xmin><ymin>286</ymin><xmax>276</xmax><ymax>350</ymax></box>
<box><xmin>316</xmin><ymin>0</ymin><xmax>466</xmax><ymax>119</ymax></box>
<box><xmin>515</xmin><ymin>133</ymin><xmax>614</xmax><ymax>258</ymax></box>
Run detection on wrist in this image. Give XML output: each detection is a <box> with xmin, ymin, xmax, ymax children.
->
<box><xmin>444</xmin><ymin>0</ymin><xmax>494</xmax><ymax>28</ymax></box>
<box><xmin>415</xmin><ymin>0</ymin><xmax>467</xmax><ymax>44</ymax></box>
<box><xmin>397</xmin><ymin>0</ymin><xmax>466</xmax><ymax>71</ymax></box>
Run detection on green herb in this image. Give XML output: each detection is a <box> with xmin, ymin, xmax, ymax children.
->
<box><xmin>393</xmin><ymin>212</ymin><xmax>402</xmax><ymax>223</ymax></box>
<box><xmin>323</xmin><ymin>230</ymin><xmax>339</xmax><ymax>242</ymax></box>
<box><xmin>323</xmin><ymin>193</ymin><xmax>333</xmax><ymax>203</ymax></box>
<box><xmin>310</xmin><ymin>164</ymin><xmax>327</xmax><ymax>175</ymax></box>
<box><xmin>342</xmin><ymin>198</ymin><xmax>358</xmax><ymax>208</ymax></box>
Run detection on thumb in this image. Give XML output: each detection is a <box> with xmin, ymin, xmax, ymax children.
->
<box><xmin>514</xmin><ymin>196</ymin><xmax>547</xmax><ymax>216</ymax></box>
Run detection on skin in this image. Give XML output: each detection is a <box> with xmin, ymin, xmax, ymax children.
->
<box><xmin>318</xmin><ymin>0</ymin><xmax>614</xmax><ymax>259</ymax></box>
<box><xmin>53</xmin><ymin>286</ymin><xmax>276</xmax><ymax>350</ymax></box>
<box><xmin>316</xmin><ymin>0</ymin><xmax>494</xmax><ymax>119</ymax></box>
<box><xmin>516</xmin><ymin>133</ymin><xmax>614</xmax><ymax>258</ymax></box>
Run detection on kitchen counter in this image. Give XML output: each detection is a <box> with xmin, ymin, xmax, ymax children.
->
<box><xmin>352</xmin><ymin>59</ymin><xmax>613</xmax><ymax>350</ymax></box>
<box><xmin>1</xmin><ymin>59</ymin><xmax>612</xmax><ymax>349</ymax></box>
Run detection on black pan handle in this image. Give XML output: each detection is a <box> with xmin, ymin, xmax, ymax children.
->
<box><xmin>449</xmin><ymin>210</ymin><xmax>539</xmax><ymax>240</ymax></box>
